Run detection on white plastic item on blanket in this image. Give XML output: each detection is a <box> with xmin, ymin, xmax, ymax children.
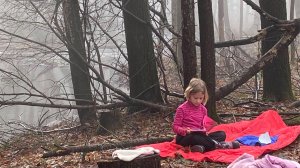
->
<box><xmin>112</xmin><ymin>147</ymin><xmax>160</xmax><ymax>161</ymax></box>
<box><xmin>258</xmin><ymin>132</ymin><xmax>272</xmax><ymax>145</ymax></box>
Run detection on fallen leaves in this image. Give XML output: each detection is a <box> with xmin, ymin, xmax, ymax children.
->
<box><xmin>0</xmin><ymin>105</ymin><xmax>300</xmax><ymax>167</ymax></box>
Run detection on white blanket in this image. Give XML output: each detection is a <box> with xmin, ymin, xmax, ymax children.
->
<box><xmin>112</xmin><ymin>147</ymin><xmax>160</xmax><ymax>161</ymax></box>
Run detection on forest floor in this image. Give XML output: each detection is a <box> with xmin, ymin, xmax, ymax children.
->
<box><xmin>0</xmin><ymin>101</ymin><xmax>300</xmax><ymax>168</ymax></box>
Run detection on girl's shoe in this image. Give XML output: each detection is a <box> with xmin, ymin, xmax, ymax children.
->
<box><xmin>217</xmin><ymin>141</ymin><xmax>240</xmax><ymax>149</ymax></box>
<box><xmin>190</xmin><ymin>145</ymin><xmax>205</xmax><ymax>153</ymax></box>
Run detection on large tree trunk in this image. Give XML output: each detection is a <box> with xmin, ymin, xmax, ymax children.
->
<box><xmin>97</xmin><ymin>154</ymin><xmax>161</xmax><ymax>168</ymax></box>
<box><xmin>259</xmin><ymin>0</ymin><xmax>294</xmax><ymax>101</ymax></box>
<box><xmin>181</xmin><ymin>0</ymin><xmax>197</xmax><ymax>89</ymax></box>
<box><xmin>198</xmin><ymin>0</ymin><xmax>218</xmax><ymax>121</ymax></box>
<box><xmin>122</xmin><ymin>0</ymin><xmax>163</xmax><ymax>112</ymax></box>
<box><xmin>62</xmin><ymin>0</ymin><xmax>97</xmax><ymax>125</ymax></box>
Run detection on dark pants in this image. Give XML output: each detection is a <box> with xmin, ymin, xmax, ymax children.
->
<box><xmin>175</xmin><ymin>131</ymin><xmax>226</xmax><ymax>152</ymax></box>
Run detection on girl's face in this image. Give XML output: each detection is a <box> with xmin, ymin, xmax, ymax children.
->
<box><xmin>189</xmin><ymin>92</ymin><xmax>205</xmax><ymax>106</ymax></box>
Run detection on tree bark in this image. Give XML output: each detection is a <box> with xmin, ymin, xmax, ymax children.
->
<box><xmin>181</xmin><ymin>0</ymin><xmax>197</xmax><ymax>89</ymax></box>
<box><xmin>122</xmin><ymin>0</ymin><xmax>164</xmax><ymax>112</ymax></box>
<box><xmin>259</xmin><ymin>0</ymin><xmax>294</xmax><ymax>101</ymax></box>
<box><xmin>62</xmin><ymin>0</ymin><xmax>97</xmax><ymax>125</ymax></box>
<box><xmin>97</xmin><ymin>154</ymin><xmax>161</xmax><ymax>168</ymax></box>
<box><xmin>198</xmin><ymin>0</ymin><xmax>218</xmax><ymax>121</ymax></box>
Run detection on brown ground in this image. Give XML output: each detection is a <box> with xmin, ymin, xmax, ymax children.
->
<box><xmin>0</xmin><ymin>102</ymin><xmax>300</xmax><ymax>168</ymax></box>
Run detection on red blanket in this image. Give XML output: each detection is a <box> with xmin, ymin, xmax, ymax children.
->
<box><xmin>146</xmin><ymin>110</ymin><xmax>300</xmax><ymax>163</ymax></box>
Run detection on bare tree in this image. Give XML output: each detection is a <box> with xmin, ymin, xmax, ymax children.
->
<box><xmin>218</xmin><ymin>0</ymin><xmax>232</xmax><ymax>74</ymax></box>
<box><xmin>240</xmin><ymin>0</ymin><xmax>244</xmax><ymax>38</ymax></box>
<box><xmin>198</xmin><ymin>0</ymin><xmax>218</xmax><ymax>121</ymax></box>
<box><xmin>171</xmin><ymin>0</ymin><xmax>183</xmax><ymax>80</ymax></box>
<box><xmin>259</xmin><ymin>0</ymin><xmax>294</xmax><ymax>101</ymax></box>
<box><xmin>62</xmin><ymin>0</ymin><xmax>97</xmax><ymax>125</ymax></box>
<box><xmin>181</xmin><ymin>0</ymin><xmax>197</xmax><ymax>89</ymax></box>
<box><xmin>122</xmin><ymin>0</ymin><xmax>164</xmax><ymax>112</ymax></box>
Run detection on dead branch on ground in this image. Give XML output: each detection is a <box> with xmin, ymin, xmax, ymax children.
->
<box><xmin>41</xmin><ymin>136</ymin><xmax>173</xmax><ymax>158</ymax></box>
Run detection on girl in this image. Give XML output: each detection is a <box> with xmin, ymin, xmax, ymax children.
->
<box><xmin>172</xmin><ymin>78</ymin><xmax>239</xmax><ymax>153</ymax></box>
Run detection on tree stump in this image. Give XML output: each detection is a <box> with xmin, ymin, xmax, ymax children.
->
<box><xmin>97</xmin><ymin>153</ymin><xmax>161</xmax><ymax>168</ymax></box>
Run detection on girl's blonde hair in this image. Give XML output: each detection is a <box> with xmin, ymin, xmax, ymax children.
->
<box><xmin>184</xmin><ymin>78</ymin><xmax>209</xmax><ymax>105</ymax></box>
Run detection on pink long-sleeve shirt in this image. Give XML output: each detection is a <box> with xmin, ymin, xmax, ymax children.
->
<box><xmin>172</xmin><ymin>101</ymin><xmax>207</xmax><ymax>136</ymax></box>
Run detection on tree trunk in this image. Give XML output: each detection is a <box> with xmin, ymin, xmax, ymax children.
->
<box><xmin>295</xmin><ymin>0</ymin><xmax>300</xmax><ymax>18</ymax></box>
<box><xmin>240</xmin><ymin>0</ymin><xmax>244</xmax><ymax>38</ymax></box>
<box><xmin>171</xmin><ymin>0</ymin><xmax>183</xmax><ymax>83</ymax></box>
<box><xmin>122</xmin><ymin>0</ymin><xmax>164</xmax><ymax>112</ymax></box>
<box><xmin>157</xmin><ymin>0</ymin><xmax>166</xmax><ymax>72</ymax></box>
<box><xmin>218</xmin><ymin>0</ymin><xmax>225</xmax><ymax>43</ymax></box>
<box><xmin>290</xmin><ymin>0</ymin><xmax>296</xmax><ymax>65</ymax></box>
<box><xmin>224</xmin><ymin>0</ymin><xmax>233</xmax><ymax>39</ymax></box>
<box><xmin>198</xmin><ymin>0</ymin><xmax>218</xmax><ymax>121</ymax></box>
<box><xmin>97</xmin><ymin>154</ymin><xmax>161</xmax><ymax>168</ymax></box>
<box><xmin>259</xmin><ymin>0</ymin><xmax>294</xmax><ymax>101</ymax></box>
<box><xmin>62</xmin><ymin>0</ymin><xmax>97</xmax><ymax>125</ymax></box>
<box><xmin>218</xmin><ymin>0</ymin><xmax>231</xmax><ymax>74</ymax></box>
<box><xmin>181</xmin><ymin>0</ymin><xmax>197</xmax><ymax>89</ymax></box>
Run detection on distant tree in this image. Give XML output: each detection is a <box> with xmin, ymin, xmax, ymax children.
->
<box><xmin>223</xmin><ymin>0</ymin><xmax>233</xmax><ymax>38</ymax></box>
<box><xmin>197</xmin><ymin>0</ymin><xmax>218</xmax><ymax>121</ymax></box>
<box><xmin>239</xmin><ymin>0</ymin><xmax>244</xmax><ymax>38</ymax></box>
<box><xmin>122</xmin><ymin>0</ymin><xmax>164</xmax><ymax>112</ymax></box>
<box><xmin>171</xmin><ymin>0</ymin><xmax>183</xmax><ymax>80</ymax></box>
<box><xmin>218</xmin><ymin>0</ymin><xmax>225</xmax><ymax>43</ymax></box>
<box><xmin>290</xmin><ymin>0</ymin><xmax>296</xmax><ymax>64</ymax></box>
<box><xmin>295</xmin><ymin>0</ymin><xmax>300</xmax><ymax>18</ymax></box>
<box><xmin>218</xmin><ymin>0</ymin><xmax>231</xmax><ymax>74</ymax></box>
<box><xmin>62</xmin><ymin>0</ymin><xmax>97</xmax><ymax>125</ymax></box>
<box><xmin>181</xmin><ymin>0</ymin><xmax>197</xmax><ymax>89</ymax></box>
<box><xmin>259</xmin><ymin>0</ymin><xmax>294</xmax><ymax>101</ymax></box>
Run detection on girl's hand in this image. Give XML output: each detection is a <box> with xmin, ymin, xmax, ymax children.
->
<box><xmin>186</xmin><ymin>127</ymin><xmax>191</xmax><ymax>134</ymax></box>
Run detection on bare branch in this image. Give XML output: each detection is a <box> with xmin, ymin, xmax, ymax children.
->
<box><xmin>243</xmin><ymin>0</ymin><xmax>288</xmax><ymax>24</ymax></box>
<box><xmin>216</xmin><ymin>26</ymin><xmax>299</xmax><ymax>100</ymax></box>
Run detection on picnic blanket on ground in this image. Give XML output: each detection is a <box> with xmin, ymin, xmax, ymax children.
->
<box><xmin>144</xmin><ymin>110</ymin><xmax>300</xmax><ymax>163</ymax></box>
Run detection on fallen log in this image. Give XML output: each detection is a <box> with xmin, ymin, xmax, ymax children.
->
<box><xmin>42</xmin><ymin>136</ymin><xmax>173</xmax><ymax>158</ymax></box>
